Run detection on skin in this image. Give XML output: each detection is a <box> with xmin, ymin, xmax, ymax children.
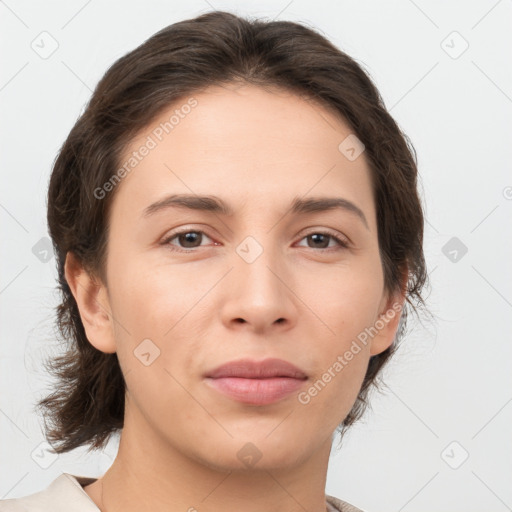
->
<box><xmin>65</xmin><ymin>82</ymin><xmax>405</xmax><ymax>512</ymax></box>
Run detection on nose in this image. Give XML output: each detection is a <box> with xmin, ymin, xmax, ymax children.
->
<box><xmin>220</xmin><ymin>237</ymin><xmax>297</xmax><ymax>335</ymax></box>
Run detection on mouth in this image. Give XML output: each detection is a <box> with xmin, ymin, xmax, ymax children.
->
<box><xmin>204</xmin><ymin>358</ymin><xmax>308</xmax><ymax>405</ymax></box>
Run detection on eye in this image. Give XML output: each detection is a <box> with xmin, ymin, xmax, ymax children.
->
<box><xmin>161</xmin><ymin>228</ymin><xmax>349</xmax><ymax>253</ymax></box>
<box><xmin>295</xmin><ymin>230</ymin><xmax>350</xmax><ymax>251</ymax></box>
<box><xmin>161</xmin><ymin>229</ymin><xmax>215</xmax><ymax>252</ymax></box>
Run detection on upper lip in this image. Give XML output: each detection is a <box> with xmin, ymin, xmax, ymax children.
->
<box><xmin>205</xmin><ymin>358</ymin><xmax>308</xmax><ymax>379</ymax></box>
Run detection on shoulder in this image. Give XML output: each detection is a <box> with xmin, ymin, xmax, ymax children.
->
<box><xmin>326</xmin><ymin>494</ymin><xmax>368</xmax><ymax>512</ymax></box>
<box><xmin>0</xmin><ymin>473</ymin><xmax>100</xmax><ymax>512</ymax></box>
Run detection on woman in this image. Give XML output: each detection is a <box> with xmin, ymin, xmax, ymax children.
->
<box><xmin>0</xmin><ymin>10</ymin><xmax>428</xmax><ymax>512</ymax></box>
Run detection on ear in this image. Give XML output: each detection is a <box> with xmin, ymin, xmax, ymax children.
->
<box><xmin>64</xmin><ymin>251</ymin><xmax>117</xmax><ymax>354</ymax></box>
<box><xmin>369</xmin><ymin>272</ymin><xmax>408</xmax><ymax>356</ymax></box>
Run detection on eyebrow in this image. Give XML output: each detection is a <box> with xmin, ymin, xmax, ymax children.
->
<box><xmin>141</xmin><ymin>193</ymin><xmax>369</xmax><ymax>229</ymax></box>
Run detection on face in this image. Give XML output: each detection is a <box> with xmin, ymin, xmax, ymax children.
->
<box><xmin>69</xmin><ymin>83</ymin><xmax>404</xmax><ymax>472</ymax></box>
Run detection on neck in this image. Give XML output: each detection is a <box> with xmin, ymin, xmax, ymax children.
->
<box><xmin>92</xmin><ymin>407</ymin><xmax>333</xmax><ymax>512</ymax></box>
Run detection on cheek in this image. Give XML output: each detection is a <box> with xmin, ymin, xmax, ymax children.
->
<box><xmin>108</xmin><ymin>258</ymin><xmax>200</xmax><ymax>335</ymax></box>
<box><xmin>106</xmin><ymin>260</ymin><xmax>211</xmax><ymax>387</ymax></box>
<box><xmin>296</xmin><ymin>257</ymin><xmax>383</xmax><ymax>408</ymax></box>
<box><xmin>302</xmin><ymin>257</ymin><xmax>384</xmax><ymax>337</ymax></box>
<box><xmin>294</xmin><ymin>341</ymin><xmax>370</xmax><ymax>438</ymax></box>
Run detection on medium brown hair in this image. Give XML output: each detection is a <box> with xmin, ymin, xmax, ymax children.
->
<box><xmin>38</xmin><ymin>10</ymin><xmax>429</xmax><ymax>454</ymax></box>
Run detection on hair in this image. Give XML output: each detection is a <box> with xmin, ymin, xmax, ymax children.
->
<box><xmin>37</xmin><ymin>10</ymin><xmax>430</xmax><ymax>454</ymax></box>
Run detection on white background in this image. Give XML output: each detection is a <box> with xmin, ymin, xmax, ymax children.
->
<box><xmin>1</xmin><ymin>1</ymin><xmax>511</xmax><ymax>511</ymax></box>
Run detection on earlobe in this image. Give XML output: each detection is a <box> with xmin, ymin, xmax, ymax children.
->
<box><xmin>64</xmin><ymin>251</ymin><xmax>117</xmax><ymax>354</ymax></box>
<box><xmin>369</xmin><ymin>275</ymin><xmax>408</xmax><ymax>356</ymax></box>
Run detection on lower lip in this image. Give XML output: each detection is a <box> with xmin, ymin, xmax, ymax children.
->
<box><xmin>205</xmin><ymin>377</ymin><xmax>306</xmax><ymax>405</ymax></box>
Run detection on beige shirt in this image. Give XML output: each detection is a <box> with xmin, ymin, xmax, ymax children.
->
<box><xmin>0</xmin><ymin>473</ymin><xmax>366</xmax><ymax>512</ymax></box>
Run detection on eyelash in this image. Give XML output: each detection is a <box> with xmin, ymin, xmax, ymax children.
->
<box><xmin>161</xmin><ymin>228</ymin><xmax>350</xmax><ymax>253</ymax></box>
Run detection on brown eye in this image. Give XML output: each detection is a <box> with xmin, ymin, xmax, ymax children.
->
<box><xmin>297</xmin><ymin>231</ymin><xmax>349</xmax><ymax>251</ymax></box>
<box><xmin>162</xmin><ymin>230</ymin><xmax>214</xmax><ymax>251</ymax></box>
<box><xmin>307</xmin><ymin>233</ymin><xmax>330</xmax><ymax>249</ymax></box>
<box><xmin>175</xmin><ymin>231</ymin><xmax>203</xmax><ymax>248</ymax></box>
<box><xmin>161</xmin><ymin>228</ymin><xmax>349</xmax><ymax>254</ymax></box>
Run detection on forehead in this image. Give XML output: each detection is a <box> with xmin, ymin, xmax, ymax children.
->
<box><xmin>155</xmin><ymin>83</ymin><xmax>354</xmax><ymax>155</ymax></box>
<box><xmin>108</xmin><ymin>83</ymin><xmax>374</xmax><ymax>225</ymax></box>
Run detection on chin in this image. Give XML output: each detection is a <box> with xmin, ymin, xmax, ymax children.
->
<box><xmin>192</xmin><ymin>434</ymin><xmax>314</xmax><ymax>473</ymax></box>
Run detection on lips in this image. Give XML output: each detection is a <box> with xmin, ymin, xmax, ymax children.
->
<box><xmin>204</xmin><ymin>358</ymin><xmax>308</xmax><ymax>405</ymax></box>
<box><xmin>205</xmin><ymin>358</ymin><xmax>308</xmax><ymax>380</ymax></box>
